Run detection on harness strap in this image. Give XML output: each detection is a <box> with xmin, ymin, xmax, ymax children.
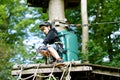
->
<box><xmin>55</xmin><ymin>42</ymin><xmax>66</xmax><ymax>54</ymax></box>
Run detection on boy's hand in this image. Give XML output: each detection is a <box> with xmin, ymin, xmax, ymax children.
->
<box><xmin>40</xmin><ymin>50</ymin><xmax>49</xmax><ymax>57</ymax></box>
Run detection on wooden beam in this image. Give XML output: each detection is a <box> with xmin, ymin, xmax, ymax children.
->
<box><xmin>81</xmin><ymin>0</ymin><xmax>89</xmax><ymax>63</ymax></box>
<box><xmin>12</xmin><ymin>66</ymin><xmax>92</xmax><ymax>76</ymax></box>
<box><xmin>11</xmin><ymin>63</ymin><xmax>120</xmax><ymax>78</ymax></box>
<box><xmin>12</xmin><ymin>61</ymin><xmax>82</xmax><ymax>70</ymax></box>
<box><xmin>92</xmin><ymin>70</ymin><xmax>120</xmax><ymax>77</ymax></box>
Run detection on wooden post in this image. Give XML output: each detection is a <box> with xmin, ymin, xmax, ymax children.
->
<box><xmin>48</xmin><ymin>0</ymin><xmax>66</xmax><ymax>31</ymax></box>
<box><xmin>81</xmin><ymin>0</ymin><xmax>89</xmax><ymax>63</ymax></box>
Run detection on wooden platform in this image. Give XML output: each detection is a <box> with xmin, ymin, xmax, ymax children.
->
<box><xmin>12</xmin><ymin>61</ymin><xmax>92</xmax><ymax>76</ymax></box>
<box><xmin>11</xmin><ymin>61</ymin><xmax>120</xmax><ymax>80</ymax></box>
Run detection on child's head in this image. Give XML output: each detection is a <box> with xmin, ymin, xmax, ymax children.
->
<box><xmin>39</xmin><ymin>22</ymin><xmax>52</xmax><ymax>34</ymax></box>
<box><xmin>39</xmin><ymin>21</ymin><xmax>52</xmax><ymax>28</ymax></box>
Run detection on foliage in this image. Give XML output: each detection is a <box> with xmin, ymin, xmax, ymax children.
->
<box><xmin>87</xmin><ymin>0</ymin><xmax>120</xmax><ymax>67</ymax></box>
<box><xmin>0</xmin><ymin>0</ymin><xmax>15</xmax><ymax>79</ymax></box>
<box><xmin>0</xmin><ymin>0</ymin><xmax>120</xmax><ymax>79</ymax></box>
<box><xmin>87</xmin><ymin>40</ymin><xmax>107</xmax><ymax>64</ymax></box>
<box><xmin>0</xmin><ymin>0</ymin><xmax>48</xmax><ymax>79</ymax></box>
<box><xmin>66</xmin><ymin>0</ymin><xmax>120</xmax><ymax>67</ymax></box>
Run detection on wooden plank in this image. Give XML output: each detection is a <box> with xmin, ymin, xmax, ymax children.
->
<box><xmin>12</xmin><ymin>63</ymin><xmax>120</xmax><ymax>77</ymax></box>
<box><xmin>12</xmin><ymin>61</ymin><xmax>82</xmax><ymax>70</ymax></box>
<box><xmin>12</xmin><ymin>64</ymin><xmax>54</xmax><ymax>70</ymax></box>
<box><xmin>87</xmin><ymin>64</ymin><xmax>120</xmax><ymax>70</ymax></box>
<box><xmin>92</xmin><ymin>70</ymin><xmax>120</xmax><ymax>77</ymax></box>
<box><xmin>12</xmin><ymin>66</ymin><xmax>92</xmax><ymax>76</ymax></box>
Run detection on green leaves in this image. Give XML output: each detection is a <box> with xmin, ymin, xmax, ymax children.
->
<box><xmin>87</xmin><ymin>40</ymin><xmax>107</xmax><ymax>64</ymax></box>
<box><xmin>0</xmin><ymin>0</ymin><xmax>44</xmax><ymax>79</ymax></box>
<box><xmin>0</xmin><ymin>0</ymin><xmax>120</xmax><ymax>79</ymax></box>
<box><xmin>65</xmin><ymin>0</ymin><xmax>120</xmax><ymax>67</ymax></box>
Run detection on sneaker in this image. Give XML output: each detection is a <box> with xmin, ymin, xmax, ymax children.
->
<box><xmin>56</xmin><ymin>59</ymin><xmax>64</xmax><ymax>63</ymax></box>
<box><xmin>55</xmin><ymin>59</ymin><xmax>64</xmax><ymax>67</ymax></box>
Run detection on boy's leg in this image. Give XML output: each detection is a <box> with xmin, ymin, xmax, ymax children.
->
<box><xmin>48</xmin><ymin>47</ymin><xmax>62</xmax><ymax>61</ymax></box>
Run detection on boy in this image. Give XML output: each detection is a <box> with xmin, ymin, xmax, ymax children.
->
<box><xmin>38</xmin><ymin>21</ymin><xmax>63</xmax><ymax>63</ymax></box>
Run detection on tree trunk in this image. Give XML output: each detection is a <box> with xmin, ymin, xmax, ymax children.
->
<box><xmin>81</xmin><ymin>0</ymin><xmax>89</xmax><ymax>63</ymax></box>
<box><xmin>48</xmin><ymin>0</ymin><xmax>65</xmax><ymax>31</ymax></box>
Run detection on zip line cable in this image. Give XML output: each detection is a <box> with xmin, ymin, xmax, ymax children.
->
<box><xmin>70</xmin><ymin>21</ymin><xmax>120</xmax><ymax>27</ymax></box>
<box><xmin>90</xmin><ymin>21</ymin><xmax>120</xmax><ymax>25</ymax></box>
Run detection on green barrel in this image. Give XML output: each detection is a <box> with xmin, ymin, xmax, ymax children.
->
<box><xmin>58</xmin><ymin>30</ymin><xmax>78</xmax><ymax>61</ymax></box>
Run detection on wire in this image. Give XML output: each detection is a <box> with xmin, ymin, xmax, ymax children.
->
<box><xmin>70</xmin><ymin>21</ymin><xmax>120</xmax><ymax>27</ymax></box>
<box><xmin>91</xmin><ymin>21</ymin><xmax>120</xmax><ymax>25</ymax></box>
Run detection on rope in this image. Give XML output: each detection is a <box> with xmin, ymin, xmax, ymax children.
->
<box><xmin>60</xmin><ymin>62</ymin><xmax>72</xmax><ymax>80</ymax></box>
<box><xmin>16</xmin><ymin>64</ymin><xmax>50</xmax><ymax>80</ymax></box>
<box><xmin>17</xmin><ymin>64</ymin><xmax>35</xmax><ymax>80</ymax></box>
<box><xmin>17</xmin><ymin>65</ymin><xmax>23</xmax><ymax>80</ymax></box>
<box><xmin>66</xmin><ymin>62</ymin><xmax>72</xmax><ymax>80</ymax></box>
<box><xmin>32</xmin><ymin>63</ymin><xmax>57</xmax><ymax>80</ymax></box>
<box><xmin>48</xmin><ymin>62</ymin><xmax>57</xmax><ymax>80</ymax></box>
<box><xmin>60</xmin><ymin>65</ymin><xmax>68</xmax><ymax>80</ymax></box>
<box><xmin>32</xmin><ymin>64</ymin><xmax>40</xmax><ymax>80</ymax></box>
<box><xmin>16</xmin><ymin>62</ymin><xmax>73</xmax><ymax>80</ymax></box>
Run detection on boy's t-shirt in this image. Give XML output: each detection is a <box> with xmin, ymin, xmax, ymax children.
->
<box><xmin>43</xmin><ymin>28</ymin><xmax>60</xmax><ymax>45</ymax></box>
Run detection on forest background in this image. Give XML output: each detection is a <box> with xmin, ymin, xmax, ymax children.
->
<box><xmin>0</xmin><ymin>0</ymin><xmax>120</xmax><ymax>79</ymax></box>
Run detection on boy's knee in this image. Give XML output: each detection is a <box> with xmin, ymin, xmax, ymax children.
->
<box><xmin>40</xmin><ymin>50</ymin><xmax>49</xmax><ymax>56</ymax></box>
<box><xmin>37</xmin><ymin>46</ymin><xmax>49</xmax><ymax>56</ymax></box>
